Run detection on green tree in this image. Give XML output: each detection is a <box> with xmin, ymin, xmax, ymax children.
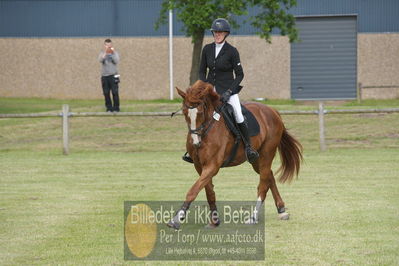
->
<box><xmin>156</xmin><ymin>0</ymin><xmax>298</xmax><ymax>85</ymax></box>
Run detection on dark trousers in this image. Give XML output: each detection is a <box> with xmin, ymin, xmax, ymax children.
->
<box><xmin>101</xmin><ymin>75</ymin><xmax>120</xmax><ymax>111</ymax></box>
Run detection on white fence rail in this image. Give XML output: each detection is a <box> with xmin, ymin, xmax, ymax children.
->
<box><xmin>1</xmin><ymin>104</ymin><xmax>399</xmax><ymax>154</ymax></box>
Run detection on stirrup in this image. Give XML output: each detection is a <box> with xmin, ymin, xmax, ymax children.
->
<box><xmin>182</xmin><ymin>152</ymin><xmax>194</xmax><ymax>163</ymax></box>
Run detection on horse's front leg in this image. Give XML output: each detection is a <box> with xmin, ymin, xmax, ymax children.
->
<box><xmin>167</xmin><ymin>165</ymin><xmax>220</xmax><ymax>230</ymax></box>
<box><xmin>204</xmin><ymin>180</ymin><xmax>221</xmax><ymax>228</ymax></box>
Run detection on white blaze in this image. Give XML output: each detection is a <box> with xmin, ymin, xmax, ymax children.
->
<box><xmin>188</xmin><ymin>108</ymin><xmax>200</xmax><ymax>145</ymax></box>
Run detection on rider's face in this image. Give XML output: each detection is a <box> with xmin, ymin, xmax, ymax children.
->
<box><xmin>104</xmin><ymin>42</ymin><xmax>113</xmax><ymax>49</ymax></box>
<box><xmin>213</xmin><ymin>31</ymin><xmax>228</xmax><ymax>44</ymax></box>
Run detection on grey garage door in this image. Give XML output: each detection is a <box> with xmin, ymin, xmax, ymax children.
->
<box><xmin>291</xmin><ymin>16</ymin><xmax>357</xmax><ymax>99</ymax></box>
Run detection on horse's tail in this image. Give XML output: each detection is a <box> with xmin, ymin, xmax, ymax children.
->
<box><xmin>276</xmin><ymin>128</ymin><xmax>303</xmax><ymax>183</ymax></box>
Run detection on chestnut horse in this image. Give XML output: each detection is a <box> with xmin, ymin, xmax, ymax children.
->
<box><xmin>168</xmin><ymin>80</ymin><xmax>302</xmax><ymax>229</ymax></box>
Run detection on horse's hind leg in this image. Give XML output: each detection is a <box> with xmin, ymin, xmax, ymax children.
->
<box><xmin>250</xmin><ymin>167</ymin><xmax>289</xmax><ymax>222</ymax></box>
<box><xmin>249</xmin><ymin>145</ymin><xmax>289</xmax><ymax>222</ymax></box>
<box><xmin>246</xmin><ymin>159</ymin><xmax>271</xmax><ymax>224</ymax></box>
<box><xmin>268</xmin><ymin>171</ymin><xmax>289</xmax><ymax>220</ymax></box>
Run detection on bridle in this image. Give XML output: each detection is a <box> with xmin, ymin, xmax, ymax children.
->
<box><xmin>184</xmin><ymin>101</ymin><xmax>217</xmax><ymax>147</ymax></box>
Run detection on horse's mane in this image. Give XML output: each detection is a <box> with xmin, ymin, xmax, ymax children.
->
<box><xmin>186</xmin><ymin>80</ymin><xmax>219</xmax><ymax>106</ymax></box>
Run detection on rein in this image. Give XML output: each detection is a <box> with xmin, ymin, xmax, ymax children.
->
<box><xmin>188</xmin><ymin>117</ymin><xmax>215</xmax><ymax>138</ymax></box>
<box><xmin>170</xmin><ymin>108</ymin><xmax>182</xmax><ymax>117</ymax></box>
<box><xmin>186</xmin><ymin>102</ymin><xmax>214</xmax><ymax>139</ymax></box>
<box><xmin>170</xmin><ymin>96</ymin><xmax>226</xmax><ymax>144</ymax></box>
<box><xmin>188</xmin><ymin>102</ymin><xmax>227</xmax><ymax>140</ymax></box>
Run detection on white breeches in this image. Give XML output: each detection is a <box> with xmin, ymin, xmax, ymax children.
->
<box><xmin>227</xmin><ymin>93</ymin><xmax>244</xmax><ymax>123</ymax></box>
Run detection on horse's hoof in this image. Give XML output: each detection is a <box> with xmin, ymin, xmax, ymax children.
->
<box><xmin>245</xmin><ymin>217</ymin><xmax>258</xmax><ymax>225</ymax></box>
<box><xmin>205</xmin><ymin>217</ymin><xmax>220</xmax><ymax>229</ymax></box>
<box><xmin>167</xmin><ymin>220</ymin><xmax>180</xmax><ymax>230</ymax></box>
<box><xmin>278</xmin><ymin>212</ymin><xmax>290</xmax><ymax>220</ymax></box>
<box><xmin>205</xmin><ymin>223</ymin><xmax>219</xmax><ymax>229</ymax></box>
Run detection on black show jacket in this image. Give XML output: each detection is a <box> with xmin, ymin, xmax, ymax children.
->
<box><xmin>199</xmin><ymin>42</ymin><xmax>244</xmax><ymax>95</ymax></box>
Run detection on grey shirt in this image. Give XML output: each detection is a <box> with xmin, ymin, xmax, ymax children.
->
<box><xmin>98</xmin><ymin>51</ymin><xmax>120</xmax><ymax>76</ymax></box>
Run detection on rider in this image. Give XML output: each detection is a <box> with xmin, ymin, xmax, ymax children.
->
<box><xmin>183</xmin><ymin>18</ymin><xmax>259</xmax><ymax>164</ymax></box>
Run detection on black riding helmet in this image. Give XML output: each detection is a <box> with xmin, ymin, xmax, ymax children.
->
<box><xmin>210</xmin><ymin>18</ymin><xmax>231</xmax><ymax>33</ymax></box>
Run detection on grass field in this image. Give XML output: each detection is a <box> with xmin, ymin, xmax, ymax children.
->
<box><xmin>1</xmin><ymin>98</ymin><xmax>398</xmax><ymax>265</ymax></box>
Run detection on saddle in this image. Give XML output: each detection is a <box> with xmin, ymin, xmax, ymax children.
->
<box><xmin>219</xmin><ymin>103</ymin><xmax>260</xmax><ymax>167</ymax></box>
<box><xmin>222</xmin><ymin>103</ymin><xmax>260</xmax><ymax>137</ymax></box>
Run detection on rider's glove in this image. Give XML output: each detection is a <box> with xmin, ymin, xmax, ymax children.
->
<box><xmin>221</xmin><ymin>89</ymin><xmax>232</xmax><ymax>103</ymax></box>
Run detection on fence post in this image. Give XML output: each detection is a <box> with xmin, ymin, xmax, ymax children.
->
<box><xmin>318</xmin><ymin>102</ymin><xmax>327</xmax><ymax>152</ymax></box>
<box><xmin>357</xmin><ymin>82</ymin><xmax>362</xmax><ymax>104</ymax></box>
<box><xmin>62</xmin><ymin>104</ymin><xmax>69</xmax><ymax>155</ymax></box>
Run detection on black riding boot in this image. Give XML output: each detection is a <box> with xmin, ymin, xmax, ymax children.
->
<box><xmin>182</xmin><ymin>152</ymin><xmax>194</xmax><ymax>163</ymax></box>
<box><xmin>237</xmin><ymin>121</ymin><xmax>259</xmax><ymax>164</ymax></box>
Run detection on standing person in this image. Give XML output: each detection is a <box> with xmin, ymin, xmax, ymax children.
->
<box><xmin>182</xmin><ymin>18</ymin><xmax>259</xmax><ymax>164</ymax></box>
<box><xmin>98</xmin><ymin>39</ymin><xmax>120</xmax><ymax>112</ymax></box>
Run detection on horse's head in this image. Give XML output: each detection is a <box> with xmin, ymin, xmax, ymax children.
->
<box><xmin>176</xmin><ymin>80</ymin><xmax>220</xmax><ymax>147</ymax></box>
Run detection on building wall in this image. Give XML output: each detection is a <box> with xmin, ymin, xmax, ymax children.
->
<box><xmin>2</xmin><ymin>0</ymin><xmax>398</xmax><ymax>37</ymax></box>
<box><xmin>0</xmin><ymin>1</ymin><xmax>398</xmax><ymax>100</ymax></box>
<box><xmin>0</xmin><ymin>33</ymin><xmax>398</xmax><ymax>100</ymax></box>
<box><xmin>358</xmin><ymin>33</ymin><xmax>399</xmax><ymax>99</ymax></box>
<box><xmin>0</xmin><ymin>36</ymin><xmax>290</xmax><ymax>100</ymax></box>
